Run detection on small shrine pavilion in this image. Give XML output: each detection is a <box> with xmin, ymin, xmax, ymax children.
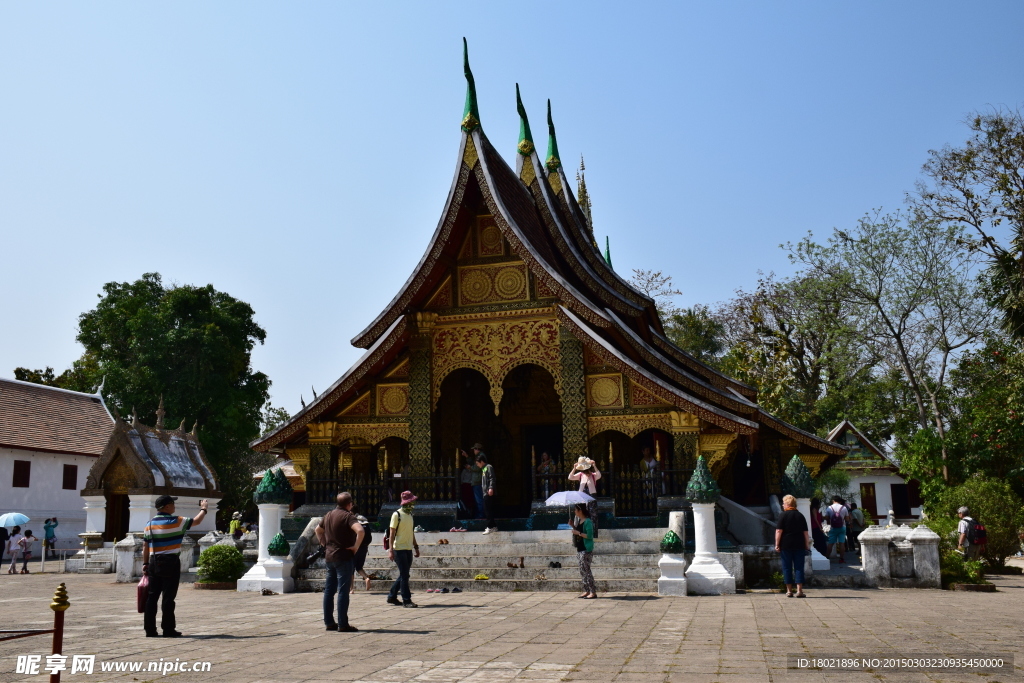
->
<box><xmin>252</xmin><ymin>42</ymin><xmax>846</xmax><ymax>521</ymax></box>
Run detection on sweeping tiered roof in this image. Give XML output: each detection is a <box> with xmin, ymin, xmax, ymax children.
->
<box><xmin>253</xmin><ymin>41</ymin><xmax>844</xmax><ymax>460</ymax></box>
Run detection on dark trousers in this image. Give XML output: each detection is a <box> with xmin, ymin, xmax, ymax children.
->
<box><xmin>323</xmin><ymin>559</ymin><xmax>354</xmax><ymax>627</ymax></box>
<box><xmin>483</xmin><ymin>493</ymin><xmax>496</xmax><ymax>528</ymax></box>
<box><xmin>389</xmin><ymin>549</ymin><xmax>413</xmax><ymax>603</ymax></box>
<box><xmin>144</xmin><ymin>557</ymin><xmax>181</xmax><ymax>634</ymax></box>
<box><xmin>473</xmin><ymin>485</ymin><xmax>485</xmax><ymax>519</ymax></box>
<box><xmin>780</xmin><ymin>549</ymin><xmax>806</xmax><ymax>586</ymax></box>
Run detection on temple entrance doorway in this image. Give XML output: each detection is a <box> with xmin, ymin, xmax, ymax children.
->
<box><xmin>103</xmin><ymin>493</ymin><xmax>129</xmax><ymax>543</ymax></box>
<box><xmin>732</xmin><ymin>445</ymin><xmax>768</xmax><ymax>506</ymax></box>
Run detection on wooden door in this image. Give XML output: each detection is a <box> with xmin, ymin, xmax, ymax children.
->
<box><xmin>859</xmin><ymin>483</ymin><xmax>877</xmax><ymax>518</ymax></box>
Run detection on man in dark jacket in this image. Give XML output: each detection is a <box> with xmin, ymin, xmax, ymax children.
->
<box><xmin>476</xmin><ymin>450</ymin><xmax>497</xmax><ymax>534</ymax></box>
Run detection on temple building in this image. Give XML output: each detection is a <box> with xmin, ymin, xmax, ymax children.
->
<box><xmin>252</xmin><ymin>43</ymin><xmax>846</xmax><ymax>523</ymax></box>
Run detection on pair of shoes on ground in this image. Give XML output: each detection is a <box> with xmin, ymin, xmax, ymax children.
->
<box><xmin>425</xmin><ymin>588</ymin><xmax>450</xmax><ymax>593</ymax></box>
<box><xmin>146</xmin><ymin>630</ymin><xmax>182</xmax><ymax>638</ymax></box>
<box><xmin>505</xmin><ymin>558</ymin><xmax>525</xmax><ymax>568</ymax></box>
<box><xmin>386</xmin><ymin>597</ymin><xmax>419</xmax><ymax>607</ymax></box>
<box><xmin>449</xmin><ymin>527</ymin><xmax>467</xmax><ymax>532</ymax></box>
<box><xmin>325</xmin><ymin>623</ymin><xmax>359</xmax><ymax>632</ymax></box>
<box><xmin>547</xmin><ymin>561</ymin><xmax>562</xmax><ymax>569</ymax></box>
<box><xmin>437</xmin><ymin>539</ymin><xmax>449</xmax><ymax>545</ymax></box>
<box><xmin>481</xmin><ymin>527</ymin><xmax>498</xmax><ymax>535</ymax></box>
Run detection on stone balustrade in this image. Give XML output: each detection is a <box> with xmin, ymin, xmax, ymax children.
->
<box><xmin>859</xmin><ymin>524</ymin><xmax>940</xmax><ymax>588</ymax></box>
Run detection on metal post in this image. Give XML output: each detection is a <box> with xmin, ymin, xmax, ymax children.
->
<box><xmin>50</xmin><ymin>583</ymin><xmax>69</xmax><ymax>683</ymax></box>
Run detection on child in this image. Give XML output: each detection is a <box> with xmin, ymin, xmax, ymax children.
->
<box><xmin>18</xmin><ymin>530</ymin><xmax>38</xmax><ymax>574</ymax></box>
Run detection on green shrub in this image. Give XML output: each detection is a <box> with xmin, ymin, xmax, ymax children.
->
<box><xmin>197</xmin><ymin>545</ymin><xmax>247</xmax><ymax>583</ymax></box>
<box><xmin>930</xmin><ymin>476</ymin><xmax>1024</xmax><ymax>568</ymax></box>
<box><xmin>770</xmin><ymin>571</ymin><xmax>785</xmax><ymax>591</ymax></box>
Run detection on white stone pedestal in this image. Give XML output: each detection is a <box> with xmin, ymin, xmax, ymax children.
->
<box><xmin>238</xmin><ymin>503</ymin><xmax>293</xmax><ymax>593</ymax></box>
<box><xmin>796</xmin><ymin>498</ymin><xmax>830</xmax><ymax>571</ymax></box>
<box><xmin>685</xmin><ymin>502</ymin><xmax>735</xmax><ymax>594</ymax></box>
<box><xmin>658</xmin><ymin>553</ymin><xmax>688</xmax><ymax>596</ymax></box>
<box><xmin>114</xmin><ymin>533</ymin><xmax>144</xmax><ymax>583</ymax></box>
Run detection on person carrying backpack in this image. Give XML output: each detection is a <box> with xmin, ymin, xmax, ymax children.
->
<box><xmin>825</xmin><ymin>496</ymin><xmax>852</xmax><ymax>563</ymax></box>
<box><xmin>957</xmin><ymin>506</ymin><xmax>986</xmax><ymax>560</ymax></box>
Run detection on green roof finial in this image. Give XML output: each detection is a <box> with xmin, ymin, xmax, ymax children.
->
<box><xmin>604</xmin><ymin>236</ymin><xmax>613</xmax><ymax>267</ymax></box>
<box><xmin>516</xmin><ymin>84</ymin><xmax>534</xmax><ymax>156</ymax></box>
<box><xmin>461</xmin><ymin>38</ymin><xmax>481</xmax><ymax>133</ymax></box>
<box><xmin>545</xmin><ymin>100</ymin><xmax>561</xmax><ymax>172</ymax></box>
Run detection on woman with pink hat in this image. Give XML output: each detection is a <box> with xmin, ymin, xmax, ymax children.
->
<box><xmin>386</xmin><ymin>491</ymin><xmax>420</xmax><ymax>608</ymax></box>
<box><xmin>568</xmin><ymin>457</ymin><xmax>601</xmax><ymax>538</ymax></box>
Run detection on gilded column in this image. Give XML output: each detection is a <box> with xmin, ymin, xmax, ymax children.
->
<box><xmin>408</xmin><ymin>312</ymin><xmax>437</xmax><ymax>476</ymax></box>
<box><xmin>307</xmin><ymin>422</ymin><xmax>336</xmax><ymax>505</ymax></box>
<box><xmin>560</xmin><ymin>328</ymin><xmax>588</xmax><ymax>464</ymax></box>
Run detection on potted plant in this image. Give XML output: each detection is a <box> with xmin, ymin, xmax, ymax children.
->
<box><xmin>195</xmin><ymin>545</ymin><xmax>247</xmax><ymax>590</ymax></box>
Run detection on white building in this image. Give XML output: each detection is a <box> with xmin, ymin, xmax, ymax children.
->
<box><xmin>828</xmin><ymin>420</ymin><xmax>922</xmax><ymax>523</ymax></box>
<box><xmin>0</xmin><ymin>378</ymin><xmax>114</xmax><ymax>555</ymax></box>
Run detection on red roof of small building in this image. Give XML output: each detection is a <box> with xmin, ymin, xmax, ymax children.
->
<box><xmin>0</xmin><ymin>378</ymin><xmax>114</xmax><ymax>457</ymax></box>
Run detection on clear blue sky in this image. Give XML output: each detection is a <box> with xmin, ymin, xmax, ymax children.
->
<box><xmin>2</xmin><ymin>2</ymin><xmax>1022</xmax><ymax>417</ymax></box>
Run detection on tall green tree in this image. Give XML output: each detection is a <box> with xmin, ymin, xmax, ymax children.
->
<box><xmin>17</xmin><ymin>273</ymin><xmax>273</xmax><ymax>514</ymax></box>
<box><xmin>663</xmin><ymin>305</ymin><xmax>726</xmax><ymax>366</ymax></box>
<box><xmin>789</xmin><ymin>213</ymin><xmax>992</xmax><ymax>479</ymax></box>
<box><xmin>912</xmin><ymin>109</ymin><xmax>1024</xmax><ymax>341</ymax></box>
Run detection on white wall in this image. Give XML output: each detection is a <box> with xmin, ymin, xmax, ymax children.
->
<box><xmin>0</xmin><ymin>446</ymin><xmax>97</xmax><ymax>552</ymax></box>
<box><xmin>848</xmin><ymin>473</ymin><xmax>922</xmax><ymax>520</ymax></box>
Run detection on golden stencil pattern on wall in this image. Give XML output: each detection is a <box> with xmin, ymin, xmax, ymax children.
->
<box><xmin>477</xmin><ymin>215</ymin><xmax>504</xmax><ymax>257</ymax></box>
<box><xmin>458</xmin><ymin>262</ymin><xmax>530</xmax><ymax>306</ymax></box>
<box><xmin>463</xmin><ymin>137</ymin><xmax>478</xmax><ymax>169</ymax></box>
<box><xmin>631</xmin><ymin>382</ymin><xmax>668</xmax><ymax>407</ymax></box>
<box><xmin>702</xmin><ymin>433</ymin><xmax>739</xmax><ymax>479</ymax></box>
<box><xmin>587</xmin><ymin>413</ymin><xmax>671</xmax><ymax>439</ymax></box>
<box><xmin>377</xmin><ymin>384</ymin><xmax>410</xmax><ymax>416</ymax></box>
<box><xmin>586</xmin><ymin>373</ymin><xmax>625</xmax><ymax>409</ymax></box>
<box><xmin>458</xmin><ymin>232</ymin><xmax>473</xmax><ymax>260</ymax></box>
<box><xmin>432</xmin><ymin>318</ymin><xmax>561</xmax><ymax>413</ymax></box>
<box><xmin>424</xmin><ymin>277</ymin><xmax>452</xmax><ymax>310</ymax></box>
<box><xmin>583</xmin><ymin>347</ymin><xmax>605</xmax><ymax>368</ymax></box>
<box><xmin>101</xmin><ymin>454</ymin><xmax>136</xmax><ymax>495</ymax></box>
<box><xmin>535</xmin><ymin>276</ymin><xmax>556</xmax><ymax>299</ymax></box>
<box><xmin>336</xmin><ymin>423</ymin><xmax>410</xmax><ymax>448</ymax></box>
<box><xmin>338</xmin><ymin>393</ymin><xmax>371</xmax><ymax>417</ymax></box>
<box><xmin>385</xmin><ymin>358</ymin><xmax>410</xmax><ymax>379</ymax></box>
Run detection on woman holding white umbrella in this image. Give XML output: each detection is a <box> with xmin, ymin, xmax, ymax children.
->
<box><xmin>568</xmin><ymin>457</ymin><xmax>601</xmax><ymax>538</ymax></box>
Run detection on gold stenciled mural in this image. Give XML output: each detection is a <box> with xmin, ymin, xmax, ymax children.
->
<box><xmin>586</xmin><ymin>373</ymin><xmax>625</xmax><ymax>409</ymax></box>
<box><xmin>458</xmin><ymin>262</ymin><xmax>530</xmax><ymax>306</ymax></box>
<box><xmin>432</xmin><ymin>317</ymin><xmax>561</xmax><ymax>413</ymax></box>
<box><xmin>377</xmin><ymin>384</ymin><xmax>410</xmax><ymax>416</ymax></box>
<box><xmin>477</xmin><ymin>215</ymin><xmax>504</xmax><ymax>256</ymax></box>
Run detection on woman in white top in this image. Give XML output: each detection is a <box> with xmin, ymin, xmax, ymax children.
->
<box><xmin>568</xmin><ymin>457</ymin><xmax>601</xmax><ymax>538</ymax></box>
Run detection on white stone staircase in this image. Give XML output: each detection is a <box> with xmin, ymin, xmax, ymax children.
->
<box><xmin>64</xmin><ymin>546</ymin><xmax>114</xmax><ymax>574</ymax></box>
<box><xmin>298</xmin><ymin>528</ymin><xmax>663</xmax><ymax>593</ymax></box>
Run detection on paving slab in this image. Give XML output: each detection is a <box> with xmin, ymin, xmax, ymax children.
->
<box><xmin>0</xmin><ymin>572</ymin><xmax>1022</xmax><ymax>682</ymax></box>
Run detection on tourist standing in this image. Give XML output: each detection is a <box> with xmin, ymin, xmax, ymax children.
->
<box><xmin>477</xmin><ymin>451</ymin><xmax>498</xmax><ymax>534</ymax></box>
<box><xmin>142</xmin><ymin>495</ymin><xmax>209</xmax><ymax>637</ymax></box>
<box><xmin>809</xmin><ymin>498</ymin><xmax>828</xmax><ymax>557</ymax></box>
<box><xmin>229</xmin><ymin>512</ymin><xmax>243</xmax><ymax>539</ymax></box>
<box><xmin>774</xmin><ymin>495</ymin><xmax>810</xmax><ymax>598</ymax></box>
<box><xmin>537</xmin><ymin>451</ymin><xmax>555</xmax><ymax>499</ymax></box>
<box><xmin>387</xmin><ymin>491</ymin><xmax>420</xmax><ymax>607</ymax></box>
<box><xmin>848</xmin><ymin>503</ymin><xmax>865</xmax><ymax>553</ymax></box>
<box><xmin>6</xmin><ymin>526</ymin><xmax>23</xmax><ymax>574</ymax></box>
<box><xmin>957</xmin><ymin>506</ymin><xmax>983</xmax><ymax>560</ymax></box>
<box><xmin>462</xmin><ymin>444</ymin><xmax>486</xmax><ymax>519</ymax></box>
<box><xmin>43</xmin><ymin>518</ymin><xmax>58</xmax><ymax>560</ymax></box>
<box><xmin>315</xmin><ymin>492</ymin><xmax>364</xmax><ymax>631</ymax></box>
<box><xmin>568</xmin><ymin>457</ymin><xmax>601</xmax><ymax>538</ymax></box>
<box><xmin>824</xmin><ymin>496</ymin><xmax>851</xmax><ymax>563</ymax></box>
<box><xmin>571</xmin><ymin>503</ymin><xmax>596</xmax><ymax>599</ymax></box>
<box><xmin>460</xmin><ymin>461</ymin><xmax>476</xmax><ymax>518</ymax></box>
<box><xmin>350</xmin><ymin>513</ymin><xmax>373</xmax><ymax>593</ymax></box>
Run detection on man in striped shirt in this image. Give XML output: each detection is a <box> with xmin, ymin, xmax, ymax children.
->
<box><xmin>142</xmin><ymin>495</ymin><xmax>208</xmax><ymax>637</ymax></box>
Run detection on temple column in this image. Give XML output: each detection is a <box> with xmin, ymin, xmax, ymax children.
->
<box><xmin>559</xmin><ymin>328</ymin><xmax>588</xmax><ymax>465</ymax></box>
<box><xmin>408</xmin><ymin>312</ymin><xmax>437</xmax><ymax>476</ymax></box>
<box><xmin>307</xmin><ymin>423</ymin><xmax>336</xmax><ymax>505</ymax></box>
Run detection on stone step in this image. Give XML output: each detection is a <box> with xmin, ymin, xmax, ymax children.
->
<box><xmin>304</xmin><ymin>566</ymin><xmax>657</xmax><ymax>580</ymax></box>
<box><xmin>297</xmin><ymin>578</ymin><xmax>658</xmax><ymax>593</ymax></box>
<box><xmin>77</xmin><ymin>567</ymin><xmax>112</xmax><ymax>574</ymax></box>
<box><xmin>84</xmin><ymin>561</ymin><xmax>111</xmax><ymax>567</ymax></box>
<box><xmin>364</xmin><ymin>541</ymin><xmax>660</xmax><ymax>557</ymax></box>
<box><xmin>356</xmin><ymin>554</ymin><xmax>661</xmax><ymax>569</ymax></box>
<box><xmin>408</xmin><ymin>529</ymin><xmax>664</xmax><ymax>543</ymax></box>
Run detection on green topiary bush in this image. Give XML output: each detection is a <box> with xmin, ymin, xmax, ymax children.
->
<box><xmin>197</xmin><ymin>545</ymin><xmax>247</xmax><ymax>583</ymax></box>
<box><xmin>660</xmin><ymin>530</ymin><xmax>683</xmax><ymax>554</ymax></box>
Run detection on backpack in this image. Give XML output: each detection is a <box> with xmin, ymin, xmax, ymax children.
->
<box><xmin>966</xmin><ymin>518</ymin><xmax>987</xmax><ymax>546</ymax></box>
<box><xmin>383</xmin><ymin>510</ymin><xmax>405</xmax><ymax>551</ymax></box>
<box><xmin>827</xmin><ymin>505</ymin><xmax>846</xmax><ymax>528</ymax></box>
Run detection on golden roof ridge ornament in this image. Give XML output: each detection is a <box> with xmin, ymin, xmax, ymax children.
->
<box><xmin>461</xmin><ymin>38</ymin><xmax>481</xmax><ymax>133</ymax></box>
<box><xmin>516</xmin><ymin>83</ymin><xmax>535</xmax><ymax>156</ymax></box>
<box><xmin>545</xmin><ymin>99</ymin><xmax>562</xmax><ymax>172</ymax></box>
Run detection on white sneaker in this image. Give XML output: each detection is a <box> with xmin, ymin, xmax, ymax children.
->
<box><xmin>482</xmin><ymin>527</ymin><xmax>495</xmax><ymax>535</ymax></box>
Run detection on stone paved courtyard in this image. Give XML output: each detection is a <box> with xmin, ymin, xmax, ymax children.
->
<box><xmin>1</xmin><ymin>570</ymin><xmax>1022</xmax><ymax>683</ymax></box>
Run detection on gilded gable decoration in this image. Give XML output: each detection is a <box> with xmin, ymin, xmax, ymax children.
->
<box><xmin>384</xmin><ymin>358</ymin><xmax>410</xmax><ymax>379</ymax></box>
<box><xmin>338</xmin><ymin>392</ymin><xmax>371</xmax><ymax>417</ymax></box>
<box><xmin>477</xmin><ymin>215</ymin><xmax>504</xmax><ymax>256</ymax></box>
<box><xmin>334</xmin><ymin>423</ymin><xmax>411</xmax><ymax>449</ymax></box>
<box><xmin>631</xmin><ymin>382</ymin><xmax>668</xmax><ymax>407</ymax></box>
<box><xmin>432</xmin><ymin>318</ymin><xmax>561</xmax><ymax>413</ymax></box>
<box><xmin>463</xmin><ymin>137</ymin><xmax>479</xmax><ymax>169</ymax></box>
<box><xmin>425</xmin><ymin>276</ymin><xmax>453</xmax><ymax>310</ymax></box>
<box><xmin>377</xmin><ymin>384</ymin><xmax>410</xmax><ymax>416</ymax></box>
<box><xmin>587</xmin><ymin>413</ymin><xmax>671</xmax><ymax>439</ymax></box>
<box><xmin>586</xmin><ymin>373</ymin><xmax>624</xmax><ymax>409</ymax></box>
<box><xmin>458</xmin><ymin>263</ymin><xmax>529</xmax><ymax>306</ymax></box>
